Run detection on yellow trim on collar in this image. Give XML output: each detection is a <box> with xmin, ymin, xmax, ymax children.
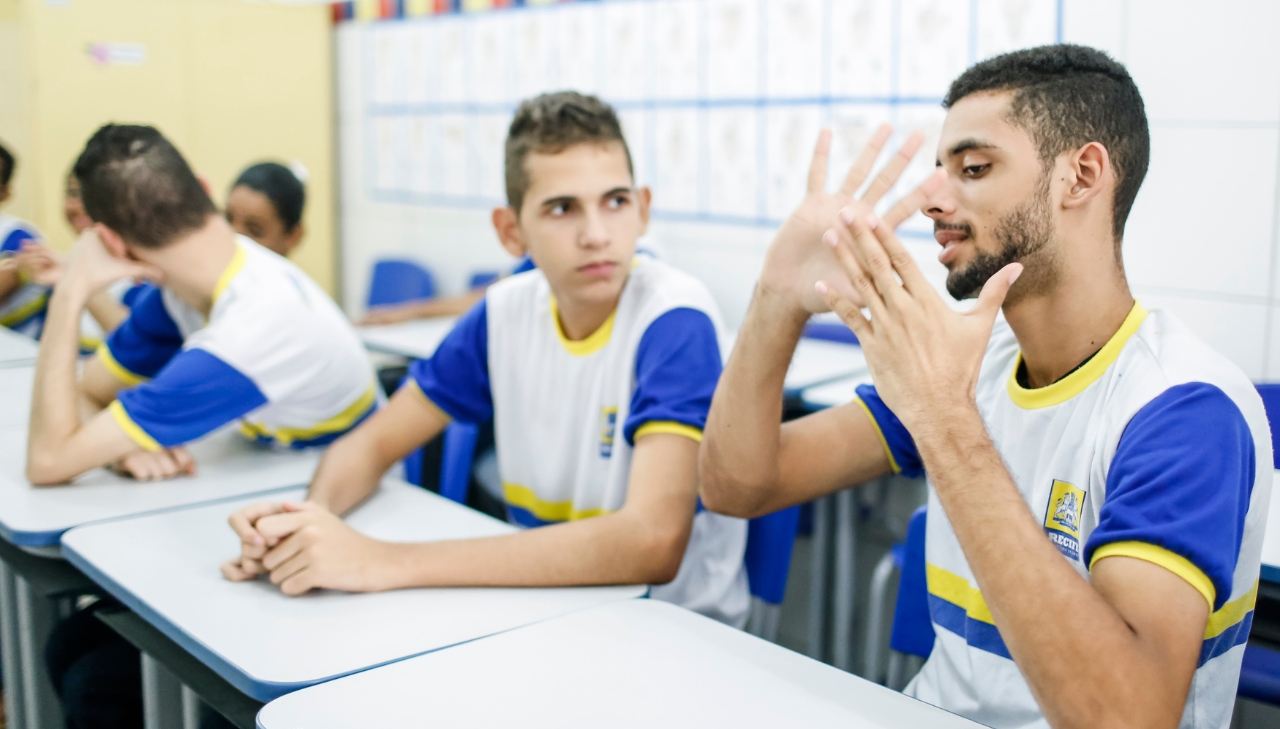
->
<box><xmin>239</xmin><ymin>383</ymin><xmax>378</xmax><ymax>446</ymax></box>
<box><xmin>549</xmin><ymin>296</ymin><xmax>615</xmax><ymax>356</ymax></box>
<box><xmin>108</xmin><ymin>400</ymin><xmax>162</xmax><ymax>452</ymax></box>
<box><xmin>96</xmin><ymin>343</ymin><xmax>148</xmax><ymax>387</ymax></box>
<box><xmin>1006</xmin><ymin>301</ymin><xmax>1147</xmax><ymax>410</ymax></box>
<box><xmin>1090</xmin><ymin>541</ymin><xmax>1214</xmax><ymax>611</ymax></box>
<box><xmin>635</xmin><ymin>421</ymin><xmax>703</xmax><ymax>443</ymax></box>
<box><xmin>1204</xmin><ymin>580</ymin><xmax>1258</xmax><ymax>640</ymax></box>
<box><xmin>211</xmin><ymin>242</ymin><xmax>248</xmax><ymax>305</ymax></box>
<box><xmin>502</xmin><ymin>482</ymin><xmax>610</xmax><ymax>522</ymax></box>
<box><xmin>926</xmin><ymin>563</ymin><xmax>995</xmax><ymax>624</ymax></box>
<box><xmin>853</xmin><ymin>397</ymin><xmax>902</xmax><ymax>474</ymax></box>
<box><xmin>0</xmin><ymin>290</ymin><xmax>50</xmax><ymax>328</ymax></box>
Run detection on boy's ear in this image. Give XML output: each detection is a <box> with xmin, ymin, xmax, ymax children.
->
<box><xmin>95</xmin><ymin>224</ymin><xmax>131</xmax><ymax>259</ymax></box>
<box><xmin>491</xmin><ymin>206</ymin><xmax>527</xmax><ymax>258</ymax></box>
<box><xmin>0</xmin><ymin>184</ymin><xmax>10</xmax><ymax>204</ymax></box>
<box><xmin>636</xmin><ymin>186</ymin><xmax>652</xmax><ymax>234</ymax></box>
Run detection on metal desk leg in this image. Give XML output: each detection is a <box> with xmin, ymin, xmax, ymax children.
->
<box><xmin>0</xmin><ymin>562</ymin><xmax>26</xmax><ymax>729</ymax></box>
<box><xmin>142</xmin><ymin>653</ymin><xmax>184</xmax><ymax>729</ymax></box>
<box><xmin>832</xmin><ymin>487</ymin><xmax>858</xmax><ymax>672</ymax></box>
<box><xmin>15</xmin><ymin>577</ymin><xmax>62</xmax><ymax>729</ymax></box>
<box><xmin>806</xmin><ymin>495</ymin><xmax>831</xmax><ymax>660</ymax></box>
<box><xmin>182</xmin><ymin>686</ymin><xmax>205</xmax><ymax>729</ymax></box>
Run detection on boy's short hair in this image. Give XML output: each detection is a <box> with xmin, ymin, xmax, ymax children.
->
<box><xmin>73</xmin><ymin>124</ymin><xmax>217</xmax><ymax>249</ymax></box>
<box><xmin>944</xmin><ymin>44</ymin><xmax>1149</xmax><ymax>242</ymax></box>
<box><xmin>504</xmin><ymin>91</ymin><xmax>633</xmax><ymax>212</ymax></box>
<box><xmin>0</xmin><ymin>140</ymin><xmax>14</xmax><ymax>188</ymax></box>
<box><xmin>233</xmin><ymin>162</ymin><xmax>307</xmax><ymax>232</ymax></box>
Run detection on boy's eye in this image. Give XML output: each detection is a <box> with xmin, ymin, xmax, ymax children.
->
<box><xmin>607</xmin><ymin>195</ymin><xmax>629</xmax><ymax>210</ymax></box>
<box><xmin>549</xmin><ymin>202</ymin><xmax>570</xmax><ymax>216</ymax></box>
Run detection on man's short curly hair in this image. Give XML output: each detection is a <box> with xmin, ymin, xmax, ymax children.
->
<box><xmin>504</xmin><ymin>91</ymin><xmax>634</xmax><ymax>211</ymax></box>
<box><xmin>944</xmin><ymin>44</ymin><xmax>1149</xmax><ymax>243</ymax></box>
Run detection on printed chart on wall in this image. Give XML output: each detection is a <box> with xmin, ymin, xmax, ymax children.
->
<box><xmin>353</xmin><ymin>0</ymin><xmax>1063</xmax><ymax>238</ymax></box>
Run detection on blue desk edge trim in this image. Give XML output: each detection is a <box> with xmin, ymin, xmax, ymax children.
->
<box><xmin>1262</xmin><ymin>564</ymin><xmax>1280</xmax><ymax>585</ymax></box>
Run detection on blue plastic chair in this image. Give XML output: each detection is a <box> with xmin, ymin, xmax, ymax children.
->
<box><xmin>366</xmin><ymin>258</ymin><xmax>437</xmax><ymax>309</ymax></box>
<box><xmin>865</xmin><ymin>506</ymin><xmax>934</xmax><ymax>687</ymax></box>
<box><xmin>744</xmin><ymin>506</ymin><xmax>801</xmax><ymax>641</ymax></box>
<box><xmin>1238</xmin><ymin>385</ymin><xmax>1280</xmax><ymax>705</ymax></box>
<box><xmin>468</xmin><ymin>271</ymin><xmax>501</xmax><ymax>290</ymax></box>
<box><xmin>802</xmin><ymin>320</ymin><xmax>859</xmax><ymax>346</ymax></box>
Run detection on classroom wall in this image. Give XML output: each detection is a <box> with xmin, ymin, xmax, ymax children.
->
<box><xmin>0</xmin><ymin>0</ymin><xmax>339</xmax><ymax>296</ymax></box>
<box><xmin>336</xmin><ymin>0</ymin><xmax>1280</xmax><ymax>382</ymax></box>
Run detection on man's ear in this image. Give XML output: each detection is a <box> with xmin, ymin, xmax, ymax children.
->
<box><xmin>491</xmin><ymin>206</ymin><xmax>527</xmax><ymax>258</ymax></box>
<box><xmin>0</xmin><ymin>184</ymin><xmax>10</xmax><ymax>205</ymax></box>
<box><xmin>95</xmin><ymin>224</ymin><xmax>131</xmax><ymax>259</ymax></box>
<box><xmin>636</xmin><ymin>186</ymin><xmax>652</xmax><ymax>235</ymax></box>
<box><xmin>282</xmin><ymin>223</ymin><xmax>305</xmax><ymax>257</ymax></box>
<box><xmin>1061</xmin><ymin>142</ymin><xmax>1111</xmax><ymax>211</ymax></box>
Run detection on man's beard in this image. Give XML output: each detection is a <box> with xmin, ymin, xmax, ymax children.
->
<box><xmin>944</xmin><ymin>175</ymin><xmax>1055</xmax><ymax>301</ymax></box>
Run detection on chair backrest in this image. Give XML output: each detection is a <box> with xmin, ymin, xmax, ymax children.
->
<box><xmin>439</xmin><ymin>422</ymin><xmax>481</xmax><ymax>504</ymax></box>
<box><xmin>890</xmin><ymin>506</ymin><xmax>935</xmax><ymax>658</ymax></box>
<box><xmin>1255</xmin><ymin>384</ymin><xmax>1280</xmax><ymax>469</ymax></box>
<box><xmin>468</xmin><ymin>271</ymin><xmax>501</xmax><ymax>290</ymax></box>
<box><xmin>367</xmin><ymin>259</ymin><xmax>437</xmax><ymax>309</ymax></box>
<box><xmin>802</xmin><ymin>320</ymin><xmax>859</xmax><ymax>346</ymax></box>
<box><xmin>744</xmin><ymin>506</ymin><xmax>801</xmax><ymax>605</ymax></box>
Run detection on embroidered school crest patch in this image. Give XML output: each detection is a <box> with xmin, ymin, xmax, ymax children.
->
<box><xmin>1043</xmin><ymin>480</ymin><xmax>1086</xmax><ymax>561</ymax></box>
<box><xmin>599</xmin><ymin>407</ymin><xmax>618</xmax><ymax>458</ymax></box>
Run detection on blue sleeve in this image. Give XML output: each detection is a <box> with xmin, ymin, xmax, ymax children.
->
<box><xmin>622</xmin><ymin>308</ymin><xmax>722</xmax><ymax>445</ymax></box>
<box><xmin>408</xmin><ymin>298</ymin><xmax>493</xmax><ymax>423</ymax></box>
<box><xmin>100</xmin><ymin>286</ymin><xmax>183</xmax><ymax>382</ymax></box>
<box><xmin>0</xmin><ymin>228</ymin><xmax>36</xmax><ymax>254</ymax></box>
<box><xmin>120</xmin><ymin>283</ymin><xmax>149</xmax><ymax>309</ymax></box>
<box><xmin>1084</xmin><ymin>383</ymin><xmax>1254</xmax><ymax>611</ymax></box>
<box><xmin>510</xmin><ymin>256</ymin><xmax>536</xmax><ymax>275</ymax></box>
<box><xmin>113</xmin><ymin>349</ymin><xmax>268</xmax><ymax>450</ymax></box>
<box><xmin>854</xmin><ymin>384</ymin><xmax>924</xmax><ymax>478</ymax></box>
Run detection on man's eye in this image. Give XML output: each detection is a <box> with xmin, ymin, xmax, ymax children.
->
<box><xmin>550</xmin><ymin>203</ymin><xmax>570</xmax><ymax>216</ymax></box>
<box><xmin>607</xmin><ymin>195</ymin><xmax>628</xmax><ymax>210</ymax></box>
<box><xmin>963</xmin><ymin>164</ymin><xmax>990</xmax><ymax>177</ymax></box>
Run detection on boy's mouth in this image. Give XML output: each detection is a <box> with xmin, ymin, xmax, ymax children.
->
<box><xmin>578</xmin><ymin>261</ymin><xmax>618</xmax><ymax>278</ymax></box>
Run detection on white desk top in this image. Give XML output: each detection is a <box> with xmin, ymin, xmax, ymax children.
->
<box><xmin>799</xmin><ymin>371</ymin><xmax>875</xmax><ymax>411</ymax></box>
<box><xmin>257</xmin><ymin>599</ymin><xmax>982</xmax><ymax>729</ymax></box>
<box><xmin>63</xmin><ymin>480</ymin><xmax>646</xmax><ymax>701</ymax></box>
<box><xmin>720</xmin><ymin>334</ymin><xmax>866</xmax><ymax>394</ymax></box>
<box><xmin>0</xmin><ymin>426</ymin><xmax>319</xmax><ymax>547</ymax></box>
<box><xmin>1261</xmin><ymin>471</ymin><xmax>1280</xmax><ymax>583</ymax></box>
<box><xmin>0</xmin><ymin>366</ymin><xmax>33</xmax><ymax>429</ymax></box>
<box><xmin>0</xmin><ymin>327</ymin><xmax>38</xmax><ymax>369</ymax></box>
<box><xmin>357</xmin><ymin>317</ymin><xmax>458</xmax><ymax>360</ymax></box>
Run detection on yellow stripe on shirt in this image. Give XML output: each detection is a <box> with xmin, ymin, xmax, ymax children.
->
<box><xmin>634</xmin><ymin>421</ymin><xmax>703</xmax><ymax>443</ymax></box>
<box><xmin>108</xmin><ymin>400</ymin><xmax>162</xmax><ymax>452</ymax></box>
<box><xmin>239</xmin><ymin>383</ymin><xmax>378</xmax><ymax>446</ymax></box>
<box><xmin>927</xmin><ymin>563</ymin><xmax>996</xmax><ymax>624</ymax></box>
<box><xmin>96</xmin><ymin>343</ymin><xmax>149</xmax><ymax>387</ymax></box>
<box><xmin>502</xmin><ymin>482</ymin><xmax>610</xmax><ymax>523</ymax></box>
<box><xmin>1090</xmin><ymin>541</ymin><xmax>1215</xmax><ymax>611</ymax></box>
<box><xmin>853</xmin><ymin>397</ymin><xmax>902</xmax><ymax>474</ymax></box>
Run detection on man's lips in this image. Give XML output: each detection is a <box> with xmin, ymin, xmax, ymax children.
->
<box><xmin>578</xmin><ymin>261</ymin><xmax>618</xmax><ymax>277</ymax></box>
<box><xmin>935</xmin><ymin>230</ymin><xmax>969</xmax><ymax>266</ymax></box>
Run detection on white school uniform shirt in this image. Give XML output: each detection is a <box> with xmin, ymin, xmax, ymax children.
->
<box><xmin>100</xmin><ymin>235</ymin><xmax>378</xmax><ymax>450</ymax></box>
<box><xmin>410</xmin><ymin>257</ymin><xmax>750</xmax><ymax>627</ymax></box>
<box><xmin>0</xmin><ymin>214</ymin><xmax>50</xmax><ymax>338</ymax></box>
<box><xmin>856</xmin><ymin>302</ymin><xmax>1271</xmax><ymax>729</ymax></box>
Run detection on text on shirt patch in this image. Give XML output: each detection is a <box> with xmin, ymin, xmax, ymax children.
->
<box><xmin>1043</xmin><ymin>480</ymin><xmax>1086</xmax><ymax>561</ymax></box>
<box><xmin>599</xmin><ymin>407</ymin><xmax>618</xmax><ymax>458</ymax></box>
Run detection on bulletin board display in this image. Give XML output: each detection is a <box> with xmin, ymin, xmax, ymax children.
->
<box><xmin>349</xmin><ymin>0</ymin><xmax>1064</xmax><ymax>234</ymax></box>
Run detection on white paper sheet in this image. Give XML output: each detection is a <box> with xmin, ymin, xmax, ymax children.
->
<box><xmin>474</xmin><ymin>112</ymin><xmax>512</xmax><ymax>202</ymax></box>
<box><xmin>829</xmin><ymin>0</ymin><xmax>894</xmax><ymax>99</ymax></box>
<box><xmin>706</xmin><ymin>108</ymin><xmax>760</xmax><ymax>219</ymax></box>
<box><xmin>617</xmin><ymin>110</ymin><xmax>651</xmax><ymax>187</ymax></box>
<box><xmin>707</xmin><ymin>0</ymin><xmax>759</xmax><ymax>99</ymax></box>
<box><xmin>558</xmin><ymin>3</ymin><xmax>602</xmax><ymax>94</ymax></box>
<box><xmin>436</xmin><ymin>16</ymin><xmax>469</xmax><ymax>103</ymax></box>
<box><xmin>898</xmin><ymin>0</ymin><xmax>970</xmax><ymax>99</ymax></box>
<box><xmin>512</xmin><ymin>9</ymin><xmax>554</xmax><ymax>99</ymax></box>
<box><xmin>652</xmin><ymin>109</ymin><xmax>702</xmax><ymax>214</ymax></box>
<box><xmin>766</xmin><ymin>0</ymin><xmax>824</xmax><ymax>98</ymax></box>
<box><xmin>766</xmin><ymin>106</ymin><xmax>824</xmax><ymax>220</ymax></box>
<box><xmin>602</xmin><ymin>1</ymin><xmax>649</xmax><ymax>101</ymax></box>
<box><xmin>472</xmin><ymin>13</ymin><xmax>513</xmax><ymax>104</ymax></box>
<box><xmin>825</xmin><ymin>103</ymin><xmax>893</xmax><ymax>194</ymax></box>
<box><xmin>976</xmin><ymin>0</ymin><xmax>1057</xmax><ymax>61</ymax></box>
<box><xmin>651</xmin><ymin>0</ymin><xmax>700</xmax><ymax>99</ymax></box>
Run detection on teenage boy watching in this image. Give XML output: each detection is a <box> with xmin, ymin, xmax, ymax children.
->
<box><xmin>701</xmin><ymin>45</ymin><xmax>1269</xmax><ymax>728</ymax></box>
<box><xmin>26</xmin><ymin>125</ymin><xmax>377</xmax><ymax>484</ymax></box>
<box><xmin>224</xmin><ymin>92</ymin><xmax>750</xmax><ymax>627</ymax></box>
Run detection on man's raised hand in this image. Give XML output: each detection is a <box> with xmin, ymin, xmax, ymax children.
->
<box><xmin>759</xmin><ymin>124</ymin><xmax>926</xmax><ymax>315</ymax></box>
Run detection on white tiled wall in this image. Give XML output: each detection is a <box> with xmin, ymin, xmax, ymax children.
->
<box><xmin>337</xmin><ymin>0</ymin><xmax>1280</xmax><ymax>380</ymax></box>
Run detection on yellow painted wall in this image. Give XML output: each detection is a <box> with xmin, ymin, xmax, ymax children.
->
<box><xmin>0</xmin><ymin>0</ymin><xmax>337</xmax><ymax>296</ymax></box>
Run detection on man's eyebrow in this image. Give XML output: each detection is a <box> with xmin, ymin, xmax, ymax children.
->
<box><xmin>942</xmin><ymin>138</ymin><xmax>998</xmax><ymax>160</ymax></box>
<box><xmin>601</xmin><ymin>186</ymin><xmax>633</xmax><ymax>198</ymax></box>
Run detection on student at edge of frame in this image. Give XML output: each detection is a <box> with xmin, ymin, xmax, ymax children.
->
<box><xmin>223</xmin><ymin>91</ymin><xmax>751</xmax><ymax>628</ymax></box>
<box><xmin>699</xmin><ymin>44</ymin><xmax>1270</xmax><ymax>729</ymax></box>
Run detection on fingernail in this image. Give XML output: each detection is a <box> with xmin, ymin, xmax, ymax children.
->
<box><xmin>822</xmin><ymin>230</ymin><xmax>838</xmax><ymax>248</ymax></box>
<box><xmin>866</xmin><ymin>215</ymin><xmax>879</xmax><ymax>230</ymax></box>
<box><xmin>839</xmin><ymin>208</ymin><xmax>855</xmax><ymax>225</ymax></box>
<box><xmin>814</xmin><ymin>281</ymin><xmax>829</xmax><ymax>294</ymax></box>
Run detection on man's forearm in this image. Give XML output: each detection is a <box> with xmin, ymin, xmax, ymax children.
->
<box><xmin>27</xmin><ymin>283</ymin><xmax>92</xmax><ymax>478</ymax></box>
<box><xmin>915</xmin><ymin>407</ymin><xmax>1190</xmax><ymax>729</ymax></box>
<box><xmin>379</xmin><ymin>508</ymin><xmax>688</xmax><ymax>590</ymax></box>
<box><xmin>305</xmin><ymin>432</ymin><xmax>396</xmax><ymax>515</ymax></box>
<box><xmin>699</xmin><ymin>285</ymin><xmax>809</xmax><ymax>513</ymax></box>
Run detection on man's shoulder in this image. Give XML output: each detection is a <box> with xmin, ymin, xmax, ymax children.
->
<box><xmin>0</xmin><ymin>214</ymin><xmax>40</xmax><ymax>251</ymax></box>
